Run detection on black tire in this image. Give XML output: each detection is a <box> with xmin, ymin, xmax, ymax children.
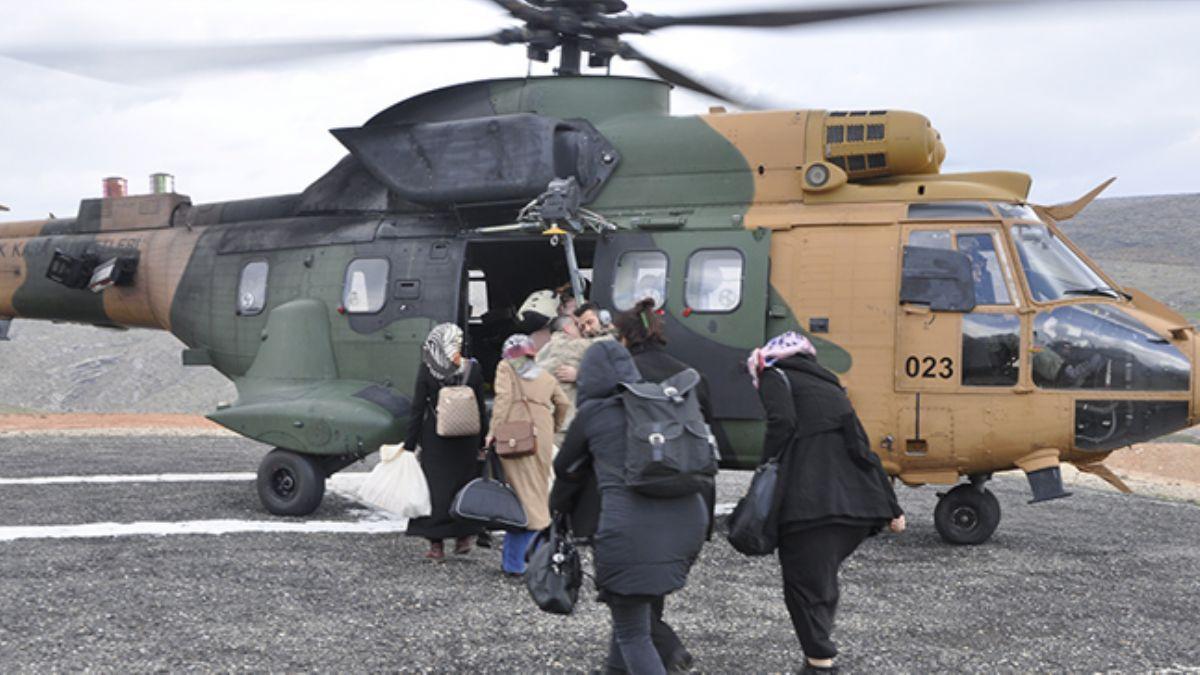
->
<box><xmin>934</xmin><ymin>484</ymin><xmax>1001</xmax><ymax>545</ymax></box>
<box><xmin>257</xmin><ymin>449</ymin><xmax>326</xmax><ymax>516</ymax></box>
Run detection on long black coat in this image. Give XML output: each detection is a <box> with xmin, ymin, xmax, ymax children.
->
<box><xmin>554</xmin><ymin>341</ymin><xmax>706</xmax><ymax>599</ymax></box>
<box><xmin>759</xmin><ymin>355</ymin><xmax>902</xmax><ymax>531</ymax></box>
<box><xmin>403</xmin><ymin>360</ymin><xmax>487</xmax><ymax>540</ymax></box>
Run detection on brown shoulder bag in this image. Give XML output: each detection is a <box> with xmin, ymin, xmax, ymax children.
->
<box><xmin>494</xmin><ymin>364</ymin><xmax>538</xmax><ymax>459</ymax></box>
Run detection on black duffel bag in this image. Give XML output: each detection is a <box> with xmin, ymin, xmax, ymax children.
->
<box><xmin>451</xmin><ymin>449</ymin><xmax>528</xmax><ymax>532</ymax></box>
<box><xmin>525</xmin><ymin>514</ymin><xmax>582</xmax><ymax>615</ymax></box>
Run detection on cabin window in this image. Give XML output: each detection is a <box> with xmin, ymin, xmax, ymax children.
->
<box><xmin>961</xmin><ymin>314</ymin><xmax>1020</xmax><ymax>386</ymax></box>
<box><xmin>237</xmin><ymin>261</ymin><xmax>268</xmax><ymax>316</ymax></box>
<box><xmin>343</xmin><ymin>258</ymin><xmax>389</xmax><ymax>314</ymax></box>
<box><xmin>613</xmin><ymin>251</ymin><xmax>668</xmax><ymax>310</ymax></box>
<box><xmin>685</xmin><ymin>249</ymin><xmax>744</xmax><ymax>312</ymax></box>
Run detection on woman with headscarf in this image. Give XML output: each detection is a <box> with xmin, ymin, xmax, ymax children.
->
<box><xmin>748</xmin><ymin>331</ymin><xmax>905</xmax><ymax>673</ymax></box>
<box><xmin>403</xmin><ymin>323</ymin><xmax>487</xmax><ymax>561</ymax></box>
<box><xmin>485</xmin><ymin>334</ymin><xmax>572</xmax><ymax>576</ymax></box>
<box><xmin>553</xmin><ymin>340</ymin><xmax>707</xmax><ymax>675</ymax></box>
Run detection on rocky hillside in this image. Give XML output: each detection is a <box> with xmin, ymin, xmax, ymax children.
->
<box><xmin>0</xmin><ymin>321</ymin><xmax>234</xmax><ymax>414</ymax></box>
<box><xmin>0</xmin><ymin>193</ymin><xmax>1195</xmax><ymax>414</ymax></box>
<box><xmin>1060</xmin><ymin>193</ymin><xmax>1200</xmax><ymax>313</ymax></box>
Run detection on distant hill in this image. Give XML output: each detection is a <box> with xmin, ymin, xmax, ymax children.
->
<box><xmin>0</xmin><ymin>321</ymin><xmax>234</xmax><ymax>415</ymax></box>
<box><xmin>0</xmin><ymin>193</ymin><xmax>1196</xmax><ymax>414</ymax></box>
<box><xmin>1059</xmin><ymin>193</ymin><xmax>1200</xmax><ymax>313</ymax></box>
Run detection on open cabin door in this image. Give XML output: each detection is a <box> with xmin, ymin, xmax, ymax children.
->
<box><xmin>592</xmin><ymin>228</ymin><xmax>771</xmax><ymax>421</ymax></box>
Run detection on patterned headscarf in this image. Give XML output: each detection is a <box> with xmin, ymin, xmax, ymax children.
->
<box><xmin>502</xmin><ymin>333</ymin><xmax>543</xmax><ymax>380</ymax></box>
<box><xmin>422</xmin><ymin>323</ymin><xmax>464</xmax><ymax>382</ymax></box>
<box><xmin>746</xmin><ymin>331</ymin><xmax>817</xmax><ymax>389</ymax></box>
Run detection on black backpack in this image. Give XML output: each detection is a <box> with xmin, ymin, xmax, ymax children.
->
<box><xmin>619</xmin><ymin>368</ymin><xmax>719</xmax><ymax>498</ymax></box>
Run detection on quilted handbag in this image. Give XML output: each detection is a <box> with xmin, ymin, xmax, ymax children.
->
<box><xmin>525</xmin><ymin>515</ymin><xmax>582</xmax><ymax>615</ymax></box>
<box><xmin>726</xmin><ymin>369</ymin><xmax>792</xmax><ymax>556</ymax></box>
<box><xmin>436</xmin><ymin>360</ymin><xmax>481</xmax><ymax>438</ymax></box>
<box><xmin>494</xmin><ymin>364</ymin><xmax>538</xmax><ymax>458</ymax></box>
<box><xmin>451</xmin><ymin>450</ymin><xmax>529</xmax><ymax>532</ymax></box>
<box><xmin>726</xmin><ymin>458</ymin><xmax>782</xmax><ymax>556</ymax></box>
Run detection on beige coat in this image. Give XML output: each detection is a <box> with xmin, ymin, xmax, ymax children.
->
<box><xmin>489</xmin><ymin>361</ymin><xmax>573</xmax><ymax>531</ymax></box>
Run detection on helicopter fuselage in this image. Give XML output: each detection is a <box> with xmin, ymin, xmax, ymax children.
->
<box><xmin>1</xmin><ymin>76</ymin><xmax>1193</xmax><ymax>540</ymax></box>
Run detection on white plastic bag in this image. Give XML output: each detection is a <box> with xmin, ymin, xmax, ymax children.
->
<box><xmin>357</xmin><ymin>444</ymin><xmax>432</xmax><ymax>519</ymax></box>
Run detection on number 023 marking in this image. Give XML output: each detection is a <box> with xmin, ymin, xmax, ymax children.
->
<box><xmin>904</xmin><ymin>355</ymin><xmax>954</xmax><ymax>380</ymax></box>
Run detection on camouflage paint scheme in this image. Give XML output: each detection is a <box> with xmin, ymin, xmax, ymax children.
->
<box><xmin>1</xmin><ymin>76</ymin><xmax>1195</xmax><ymax>493</ymax></box>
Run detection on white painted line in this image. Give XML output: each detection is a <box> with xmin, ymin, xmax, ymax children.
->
<box><xmin>0</xmin><ymin>518</ymin><xmax>409</xmax><ymax>542</ymax></box>
<box><xmin>715</xmin><ymin>502</ymin><xmax>735</xmax><ymax>517</ymax></box>
<box><xmin>0</xmin><ymin>472</ymin><xmax>371</xmax><ymax>487</ymax></box>
<box><xmin>0</xmin><ymin>472</ymin><xmax>257</xmax><ymax>485</ymax></box>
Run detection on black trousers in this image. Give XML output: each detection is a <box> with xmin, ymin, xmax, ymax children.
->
<box><xmin>604</xmin><ymin>595</ymin><xmax>684</xmax><ymax>674</ymax></box>
<box><xmin>777</xmin><ymin>524</ymin><xmax>871</xmax><ymax>660</ymax></box>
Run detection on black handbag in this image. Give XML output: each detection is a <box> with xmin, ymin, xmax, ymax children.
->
<box><xmin>451</xmin><ymin>449</ymin><xmax>528</xmax><ymax>532</ymax></box>
<box><xmin>727</xmin><ymin>369</ymin><xmax>792</xmax><ymax>557</ymax></box>
<box><xmin>726</xmin><ymin>459</ymin><xmax>782</xmax><ymax>556</ymax></box>
<box><xmin>525</xmin><ymin>515</ymin><xmax>582</xmax><ymax>615</ymax></box>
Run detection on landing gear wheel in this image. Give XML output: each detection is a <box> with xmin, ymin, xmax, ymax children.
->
<box><xmin>257</xmin><ymin>448</ymin><xmax>326</xmax><ymax>516</ymax></box>
<box><xmin>934</xmin><ymin>484</ymin><xmax>1001</xmax><ymax>545</ymax></box>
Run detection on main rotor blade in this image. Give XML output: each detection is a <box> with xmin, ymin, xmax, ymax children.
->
<box><xmin>617</xmin><ymin>42</ymin><xmax>763</xmax><ymax>110</ymax></box>
<box><xmin>634</xmin><ymin>0</ymin><xmax>991</xmax><ymax>31</ymax></box>
<box><xmin>1</xmin><ymin>33</ymin><xmax>510</xmax><ymax>83</ymax></box>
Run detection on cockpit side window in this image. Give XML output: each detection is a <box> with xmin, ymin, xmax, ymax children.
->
<box><xmin>1032</xmin><ymin>304</ymin><xmax>1189</xmax><ymax>391</ymax></box>
<box><xmin>908</xmin><ymin>229</ymin><xmax>952</xmax><ymax>249</ymax></box>
<box><xmin>1010</xmin><ymin>222</ymin><xmax>1113</xmax><ymax>303</ymax></box>
<box><xmin>906</xmin><ymin>229</ymin><xmax>1013</xmax><ymax>306</ymax></box>
<box><xmin>956</xmin><ymin>233</ymin><xmax>1011</xmax><ymax>306</ymax></box>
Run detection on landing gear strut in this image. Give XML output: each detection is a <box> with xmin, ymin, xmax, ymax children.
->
<box><xmin>934</xmin><ymin>474</ymin><xmax>1001</xmax><ymax>545</ymax></box>
<box><xmin>256</xmin><ymin>448</ymin><xmax>326</xmax><ymax>516</ymax></box>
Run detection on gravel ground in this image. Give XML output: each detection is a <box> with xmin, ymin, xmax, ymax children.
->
<box><xmin>1</xmin><ymin>435</ymin><xmax>1198</xmax><ymax>673</ymax></box>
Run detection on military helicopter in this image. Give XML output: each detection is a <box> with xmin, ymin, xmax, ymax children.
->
<box><xmin>1</xmin><ymin>0</ymin><xmax>1194</xmax><ymax>544</ymax></box>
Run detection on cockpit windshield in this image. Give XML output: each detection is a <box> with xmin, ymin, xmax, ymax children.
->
<box><xmin>1009</xmin><ymin>221</ymin><xmax>1116</xmax><ymax>303</ymax></box>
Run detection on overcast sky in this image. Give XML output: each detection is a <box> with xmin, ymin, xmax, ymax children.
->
<box><xmin>1</xmin><ymin>0</ymin><xmax>1197</xmax><ymax>222</ymax></box>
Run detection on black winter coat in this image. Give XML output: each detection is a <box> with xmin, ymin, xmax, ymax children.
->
<box><xmin>552</xmin><ymin>341</ymin><xmax>720</xmax><ymax>539</ymax></box>
<box><xmin>554</xmin><ymin>341</ymin><xmax>706</xmax><ymax>599</ymax></box>
<box><xmin>403</xmin><ymin>360</ymin><xmax>488</xmax><ymax>540</ymax></box>
<box><xmin>760</xmin><ymin>355</ymin><xmax>902</xmax><ymax>532</ymax></box>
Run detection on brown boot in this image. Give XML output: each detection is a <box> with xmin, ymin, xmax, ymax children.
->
<box><xmin>425</xmin><ymin>540</ymin><xmax>445</xmax><ymax>561</ymax></box>
<box><xmin>454</xmin><ymin>536</ymin><xmax>474</xmax><ymax>555</ymax></box>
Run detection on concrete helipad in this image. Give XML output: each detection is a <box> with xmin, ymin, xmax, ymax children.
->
<box><xmin>1</xmin><ymin>433</ymin><xmax>1197</xmax><ymax>672</ymax></box>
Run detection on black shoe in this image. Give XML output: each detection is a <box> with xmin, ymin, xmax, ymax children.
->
<box><xmin>476</xmin><ymin>531</ymin><xmax>494</xmax><ymax>548</ymax></box>
<box><xmin>800</xmin><ymin>662</ymin><xmax>838</xmax><ymax>674</ymax></box>
<box><xmin>665</xmin><ymin>649</ymin><xmax>695</xmax><ymax>673</ymax></box>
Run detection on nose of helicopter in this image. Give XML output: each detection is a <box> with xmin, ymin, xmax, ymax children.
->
<box><xmin>1191</xmin><ymin>332</ymin><xmax>1200</xmax><ymax>426</ymax></box>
